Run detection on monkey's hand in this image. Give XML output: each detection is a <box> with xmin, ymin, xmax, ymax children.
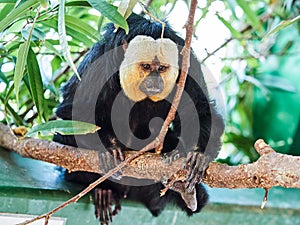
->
<box><xmin>93</xmin><ymin>188</ymin><xmax>121</xmax><ymax>225</ymax></box>
<box><xmin>184</xmin><ymin>152</ymin><xmax>212</xmax><ymax>192</ymax></box>
<box><xmin>99</xmin><ymin>147</ymin><xmax>125</xmax><ymax>179</ymax></box>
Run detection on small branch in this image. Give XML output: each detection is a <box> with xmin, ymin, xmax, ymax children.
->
<box><xmin>201</xmin><ymin>24</ymin><xmax>252</xmax><ymax>63</ymax></box>
<box><xmin>17</xmin><ymin>142</ymin><xmax>158</xmax><ymax>225</ymax></box>
<box><xmin>154</xmin><ymin>0</ymin><xmax>198</xmax><ymax>153</ymax></box>
<box><xmin>261</xmin><ymin>188</ymin><xmax>269</xmax><ymax>209</ymax></box>
<box><xmin>52</xmin><ymin>49</ymin><xmax>88</xmax><ymax>83</ymax></box>
<box><xmin>140</xmin><ymin>5</ymin><xmax>165</xmax><ymax>41</ymax></box>
<box><xmin>201</xmin><ymin>14</ymin><xmax>271</xmax><ymax>63</ymax></box>
<box><xmin>201</xmin><ymin>38</ymin><xmax>232</xmax><ymax>63</ymax></box>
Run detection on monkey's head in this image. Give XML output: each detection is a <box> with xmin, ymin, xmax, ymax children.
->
<box><xmin>120</xmin><ymin>35</ymin><xmax>179</xmax><ymax>102</ymax></box>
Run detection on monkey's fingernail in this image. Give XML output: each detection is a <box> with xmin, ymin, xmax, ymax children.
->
<box><xmin>185</xmin><ymin>181</ymin><xmax>189</xmax><ymax>189</ymax></box>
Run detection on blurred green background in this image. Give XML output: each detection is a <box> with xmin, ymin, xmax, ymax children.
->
<box><xmin>0</xmin><ymin>0</ymin><xmax>300</xmax><ymax>224</ymax></box>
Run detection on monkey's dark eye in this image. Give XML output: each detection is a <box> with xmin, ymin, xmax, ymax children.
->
<box><xmin>158</xmin><ymin>65</ymin><xmax>168</xmax><ymax>72</ymax></box>
<box><xmin>141</xmin><ymin>64</ymin><xmax>151</xmax><ymax>70</ymax></box>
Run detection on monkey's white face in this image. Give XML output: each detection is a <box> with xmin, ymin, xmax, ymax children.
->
<box><xmin>120</xmin><ymin>35</ymin><xmax>179</xmax><ymax>102</ymax></box>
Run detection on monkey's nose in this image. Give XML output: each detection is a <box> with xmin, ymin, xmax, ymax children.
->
<box><xmin>139</xmin><ymin>74</ymin><xmax>164</xmax><ymax>96</ymax></box>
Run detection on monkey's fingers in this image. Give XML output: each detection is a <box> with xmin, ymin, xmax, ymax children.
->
<box><xmin>107</xmin><ymin>190</ymin><xmax>114</xmax><ymax>220</ymax></box>
<box><xmin>93</xmin><ymin>188</ymin><xmax>100</xmax><ymax>219</ymax></box>
<box><xmin>184</xmin><ymin>152</ymin><xmax>208</xmax><ymax>192</ymax></box>
<box><xmin>101</xmin><ymin>189</ymin><xmax>109</xmax><ymax>224</ymax></box>
<box><xmin>112</xmin><ymin>197</ymin><xmax>122</xmax><ymax>216</ymax></box>
<box><xmin>93</xmin><ymin>188</ymin><xmax>114</xmax><ymax>225</ymax></box>
<box><xmin>111</xmin><ymin>148</ymin><xmax>125</xmax><ymax>165</ymax></box>
<box><xmin>110</xmin><ymin>148</ymin><xmax>125</xmax><ymax>179</ymax></box>
<box><xmin>93</xmin><ymin>188</ymin><xmax>105</xmax><ymax>224</ymax></box>
<box><xmin>99</xmin><ymin>151</ymin><xmax>122</xmax><ymax>179</ymax></box>
<box><xmin>103</xmin><ymin>190</ymin><xmax>113</xmax><ymax>223</ymax></box>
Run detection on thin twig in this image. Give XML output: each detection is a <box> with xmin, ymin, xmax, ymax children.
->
<box><xmin>52</xmin><ymin>49</ymin><xmax>88</xmax><ymax>83</ymax></box>
<box><xmin>139</xmin><ymin>2</ymin><xmax>166</xmax><ymax>41</ymax></box>
<box><xmin>201</xmin><ymin>14</ymin><xmax>271</xmax><ymax>63</ymax></box>
<box><xmin>155</xmin><ymin>0</ymin><xmax>198</xmax><ymax>153</ymax></box>
<box><xmin>18</xmin><ymin>140</ymin><xmax>157</xmax><ymax>225</ymax></box>
<box><xmin>16</xmin><ymin>1</ymin><xmax>199</xmax><ymax>224</ymax></box>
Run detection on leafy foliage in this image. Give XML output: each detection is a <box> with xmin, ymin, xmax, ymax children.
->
<box><xmin>0</xmin><ymin>0</ymin><xmax>299</xmax><ymax>163</ymax></box>
<box><xmin>214</xmin><ymin>0</ymin><xmax>300</xmax><ymax>162</ymax></box>
<box><xmin>25</xmin><ymin>120</ymin><xmax>100</xmax><ymax>138</ymax></box>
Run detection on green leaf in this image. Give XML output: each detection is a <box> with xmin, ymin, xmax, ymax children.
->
<box><xmin>257</xmin><ymin>75</ymin><xmax>298</xmax><ymax>93</ymax></box>
<box><xmin>65</xmin><ymin>15</ymin><xmax>99</xmax><ymax>41</ymax></box>
<box><xmin>0</xmin><ymin>96</ymin><xmax>23</xmax><ymax>126</ymax></box>
<box><xmin>4</xmin><ymin>83</ymin><xmax>14</xmax><ymax>107</ymax></box>
<box><xmin>264</xmin><ymin>15</ymin><xmax>300</xmax><ymax>39</ymax></box>
<box><xmin>13</xmin><ymin>7</ymin><xmax>39</xmax><ymax>105</ymax></box>
<box><xmin>25</xmin><ymin>120</ymin><xmax>101</xmax><ymax>137</ymax></box>
<box><xmin>58</xmin><ymin>0</ymin><xmax>80</xmax><ymax>79</ymax></box>
<box><xmin>39</xmin><ymin>0</ymin><xmax>48</xmax><ymax>8</ymax></box>
<box><xmin>0</xmin><ymin>70</ymin><xmax>9</xmax><ymax>84</ymax></box>
<box><xmin>225</xmin><ymin>0</ymin><xmax>238</xmax><ymax>20</ymax></box>
<box><xmin>0</xmin><ymin>43</ymin><xmax>5</xmax><ymax>52</ymax></box>
<box><xmin>65</xmin><ymin>0</ymin><xmax>91</xmax><ymax>7</ymax></box>
<box><xmin>97</xmin><ymin>15</ymin><xmax>105</xmax><ymax>31</ymax></box>
<box><xmin>118</xmin><ymin>0</ymin><xmax>137</xmax><ymax>19</ymax></box>
<box><xmin>51</xmin><ymin>56</ymin><xmax>63</xmax><ymax>73</ymax></box>
<box><xmin>27</xmin><ymin>47</ymin><xmax>45</xmax><ymax>121</ymax></box>
<box><xmin>0</xmin><ymin>3</ymin><xmax>15</xmax><ymax>22</ymax></box>
<box><xmin>5</xmin><ymin>19</ymin><xmax>24</xmax><ymax>34</ymax></box>
<box><xmin>43</xmin><ymin>40</ymin><xmax>62</xmax><ymax>56</ymax></box>
<box><xmin>244</xmin><ymin>75</ymin><xmax>269</xmax><ymax>97</ymax></box>
<box><xmin>0</xmin><ymin>0</ymin><xmax>39</xmax><ymax>32</ymax></box>
<box><xmin>14</xmin><ymin>43</ymin><xmax>27</xmax><ymax>104</ymax></box>
<box><xmin>21</xmin><ymin>26</ymin><xmax>46</xmax><ymax>41</ymax></box>
<box><xmin>217</xmin><ymin>14</ymin><xmax>242</xmax><ymax>39</ymax></box>
<box><xmin>42</xmin><ymin>19</ymin><xmax>94</xmax><ymax>46</ymax></box>
<box><xmin>115</xmin><ymin>0</ymin><xmax>137</xmax><ymax>30</ymax></box>
<box><xmin>87</xmin><ymin>0</ymin><xmax>129</xmax><ymax>34</ymax></box>
<box><xmin>236</xmin><ymin>0</ymin><xmax>263</xmax><ymax>33</ymax></box>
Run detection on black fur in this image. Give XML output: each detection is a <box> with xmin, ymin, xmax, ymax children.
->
<box><xmin>54</xmin><ymin>13</ymin><xmax>224</xmax><ymax>222</ymax></box>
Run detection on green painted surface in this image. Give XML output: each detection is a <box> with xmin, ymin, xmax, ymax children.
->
<box><xmin>0</xmin><ymin>148</ymin><xmax>300</xmax><ymax>225</ymax></box>
<box><xmin>0</xmin><ymin>148</ymin><xmax>77</xmax><ymax>191</ymax></box>
<box><xmin>1</xmin><ymin>188</ymin><xmax>300</xmax><ymax>225</ymax></box>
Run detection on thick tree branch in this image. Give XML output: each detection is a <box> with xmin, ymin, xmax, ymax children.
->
<box><xmin>1</xmin><ymin>123</ymin><xmax>299</xmax><ymax>189</ymax></box>
<box><xmin>204</xmin><ymin>139</ymin><xmax>300</xmax><ymax>189</ymax></box>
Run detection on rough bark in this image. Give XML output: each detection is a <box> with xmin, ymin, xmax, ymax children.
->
<box><xmin>1</xmin><ymin>123</ymin><xmax>299</xmax><ymax>189</ymax></box>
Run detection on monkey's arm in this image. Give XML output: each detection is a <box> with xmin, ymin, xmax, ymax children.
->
<box><xmin>172</xmin><ymin>75</ymin><xmax>224</xmax><ymax>191</ymax></box>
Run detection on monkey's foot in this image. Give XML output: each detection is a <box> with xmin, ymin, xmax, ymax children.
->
<box><xmin>171</xmin><ymin>181</ymin><xmax>198</xmax><ymax>212</ymax></box>
<box><xmin>99</xmin><ymin>148</ymin><xmax>125</xmax><ymax>179</ymax></box>
<box><xmin>184</xmin><ymin>152</ymin><xmax>211</xmax><ymax>192</ymax></box>
<box><xmin>93</xmin><ymin>188</ymin><xmax>121</xmax><ymax>225</ymax></box>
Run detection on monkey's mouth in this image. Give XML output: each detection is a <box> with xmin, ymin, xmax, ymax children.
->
<box><xmin>139</xmin><ymin>76</ymin><xmax>164</xmax><ymax>96</ymax></box>
<box><xmin>143</xmin><ymin>87</ymin><xmax>162</xmax><ymax>96</ymax></box>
